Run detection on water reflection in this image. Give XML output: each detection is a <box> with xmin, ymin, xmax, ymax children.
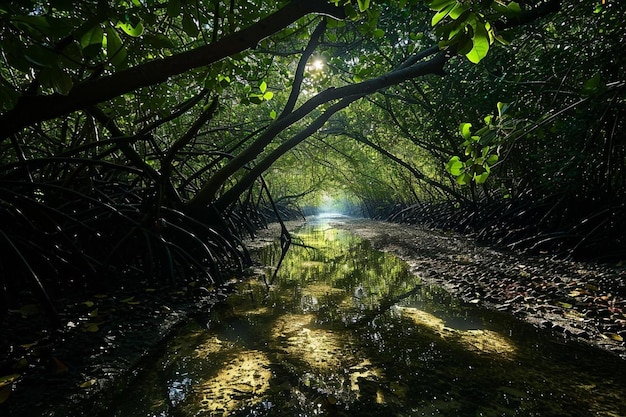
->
<box><xmin>103</xmin><ymin>220</ymin><xmax>626</xmax><ymax>417</ymax></box>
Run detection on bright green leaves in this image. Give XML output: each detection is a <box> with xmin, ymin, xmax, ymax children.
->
<box><xmin>424</xmin><ymin>0</ymin><xmax>522</xmax><ymax>64</ymax></box>
<box><xmin>116</xmin><ymin>16</ymin><xmax>145</xmax><ymax>38</ymax></box>
<box><xmin>245</xmin><ymin>81</ymin><xmax>275</xmax><ymax>104</ymax></box>
<box><xmin>445</xmin><ymin>102</ymin><xmax>519</xmax><ymax>186</ymax></box>
<box><xmin>446</xmin><ymin>156</ymin><xmax>466</xmax><ymax>176</ymax></box>
<box><xmin>465</xmin><ymin>21</ymin><xmax>490</xmax><ymax>64</ymax></box>
<box><xmin>431</xmin><ymin>0</ymin><xmax>460</xmax><ymax>26</ymax></box>
<box><xmin>357</xmin><ymin>0</ymin><xmax>371</xmax><ymax>13</ymax></box>
<box><xmin>259</xmin><ymin>81</ymin><xmax>275</xmax><ymax>101</ymax></box>
<box><xmin>446</xmin><ymin>126</ymin><xmax>498</xmax><ymax>185</ymax></box>
<box><xmin>497</xmin><ymin>101</ymin><xmax>509</xmax><ymax>118</ymax></box>
<box><xmin>460</xmin><ymin>122</ymin><xmax>472</xmax><ymax>140</ymax></box>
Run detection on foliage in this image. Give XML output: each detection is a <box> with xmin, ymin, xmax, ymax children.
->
<box><xmin>0</xmin><ymin>0</ymin><xmax>623</xmax><ymax>328</ymax></box>
<box><xmin>425</xmin><ymin>0</ymin><xmax>520</xmax><ymax>63</ymax></box>
<box><xmin>445</xmin><ymin>102</ymin><xmax>513</xmax><ymax>186</ymax></box>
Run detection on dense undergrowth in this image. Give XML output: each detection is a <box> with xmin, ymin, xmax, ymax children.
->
<box><xmin>384</xmin><ymin>196</ymin><xmax>625</xmax><ymax>262</ymax></box>
<box><xmin>0</xmin><ymin>160</ymin><xmax>302</xmax><ymax>325</ymax></box>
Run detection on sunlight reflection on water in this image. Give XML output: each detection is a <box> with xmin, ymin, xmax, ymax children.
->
<box><xmin>103</xmin><ymin>222</ymin><xmax>626</xmax><ymax>417</ymax></box>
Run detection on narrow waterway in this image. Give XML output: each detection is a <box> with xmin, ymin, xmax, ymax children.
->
<box><xmin>103</xmin><ymin>216</ymin><xmax>626</xmax><ymax>417</ymax></box>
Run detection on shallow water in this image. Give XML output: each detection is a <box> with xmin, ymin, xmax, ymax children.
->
<box><xmin>103</xmin><ymin>216</ymin><xmax>626</xmax><ymax>417</ymax></box>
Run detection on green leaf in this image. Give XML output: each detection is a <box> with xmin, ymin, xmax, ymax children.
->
<box><xmin>0</xmin><ymin>374</ymin><xmax>20</xmax><ymax>404</ymax></box>
<box><xmin>263</xmin><ymin>91</ymin><xmax>274</xmax><ymax>101</ymax></box>
<box><xmin>449</xmin><ymin>3</ymin><xmax>469</xmax><ymax>19</ymax></box>
<box><xmin>432</xmin><ymin>3</ymin><xmax>455</xmax><ymax>26</ymax></box>
<box><xmin>80</xmin><ymin>25</ymin><xmax>103</xmax><ymax>58</ymax></box>
<box><xmin>218</xmin><ymin>74</ymin><xmax>231</xmax><ymax>86</ymax></box>
<box><xmin>446</xmin><ymin>156</ymin><xmax>465</xmax><ymax>176</ymax></box>
<box><xmin>79</xmin><ymin>378</ymin><xmax>97</xmax><ymax>388</ymax></box>
<box><xmin>0</xmin><ymin>374</ymin><xmax>20</xmax><ymax>386</ymax></box>
<box><xmin>466</xmin><ymin>22</ymin><xmax>490</xmax><ymax>64</ymax></box>
<box><xmin>492</xmin><ymin>0</ymin><xmax>521</xmax><ymax>17</ymax></box>
<box><xmin>474</xmin><ymin>171</ymin><xmax>489</xmax><ymax>184</ymax></box>
<box><xmin>11</xmin><ymin>15</ymin><xmax>51</xmax><ymax>35</ymax></box>
<box><xmin>357</xmin><ymin>0</ymin><xmax>371</xmax><ymax>12</ymax></box>
<box><xmin>116</xmin><ymin>19</ymin><xmax>144</xmax><ymax>37</ymax></box>
<box><xmin>259</xmin><ymin>81</ymin><xmax>267</xmax><ymax>93</ymax></box>
<box><xmin>80</xmin><ymin>25</ymin><xmax>103</xmax><ymax>49</ymax></box>
<box><xmin>373</xmin><ymin>28</ymin><xmax>385</xmax><ymax>38</ymax></box>
<box><xmin>603</xmin><ymin>333</ymin><xmax>624</xmax><ymax>342</ymax></box>
<box><xmin>486</xmin><ymin>154</ymin><xmax>499</xmax><ymax>165</ymax></box>
<box><xmin>508</xmin><ymin>1</ymin><xmax>522</xmax><ymax>14</ymax></box>
<box><xmin>459</xmin><ymin>122</ymin><xmax>472</xmax><ymax>140</ymax></box>
<box><xmin>270</xmin><ymin>110</ymin><xmax>277</xmax><ymax>120</ymax></box>
<box><xmin>497</xmin><ymin>102</ymin><xmax>509</xmax><ymax>117</ymax></box>
<box><xmin>456</xmin><ymin>172</ymin><xmax>471</xmax><ymax>185</ymax></box>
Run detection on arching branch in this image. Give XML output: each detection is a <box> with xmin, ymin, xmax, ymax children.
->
<box><xmin>0</xmin><ymin>0</ymin><xmax>346</xmax><ymax>140</ymax></box>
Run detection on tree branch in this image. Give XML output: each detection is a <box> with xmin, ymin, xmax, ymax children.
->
<box><xmin>0</xmin><ymin>0</ymin><xmax>346</xmax><ymax>140</ymax></box>
<box><xmin>188</xmin><ymin>47</ymin><xmax>447</xmax><ymax>211</ymax></box>
<box><xmin>280</xmin><ymin>19</ymin><xmax>327</xmax><ymax>118</ymax></box>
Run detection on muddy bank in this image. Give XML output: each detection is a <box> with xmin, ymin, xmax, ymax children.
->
<box><xmin>328</xmin><ymin>217</ymin><xmax>626</xmax><ymax>359</ymax></box>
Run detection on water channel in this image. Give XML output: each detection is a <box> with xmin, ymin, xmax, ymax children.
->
<box><xmin>104</xmin><ymin>216</ymin><xmax>626</xmax><ymax>417</ymax></box>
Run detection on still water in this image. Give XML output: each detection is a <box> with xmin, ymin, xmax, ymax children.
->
<box><xmin>105</xmin><ymin>216</ymin><xmax>626</xmax><ymax>417</ymax></box>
